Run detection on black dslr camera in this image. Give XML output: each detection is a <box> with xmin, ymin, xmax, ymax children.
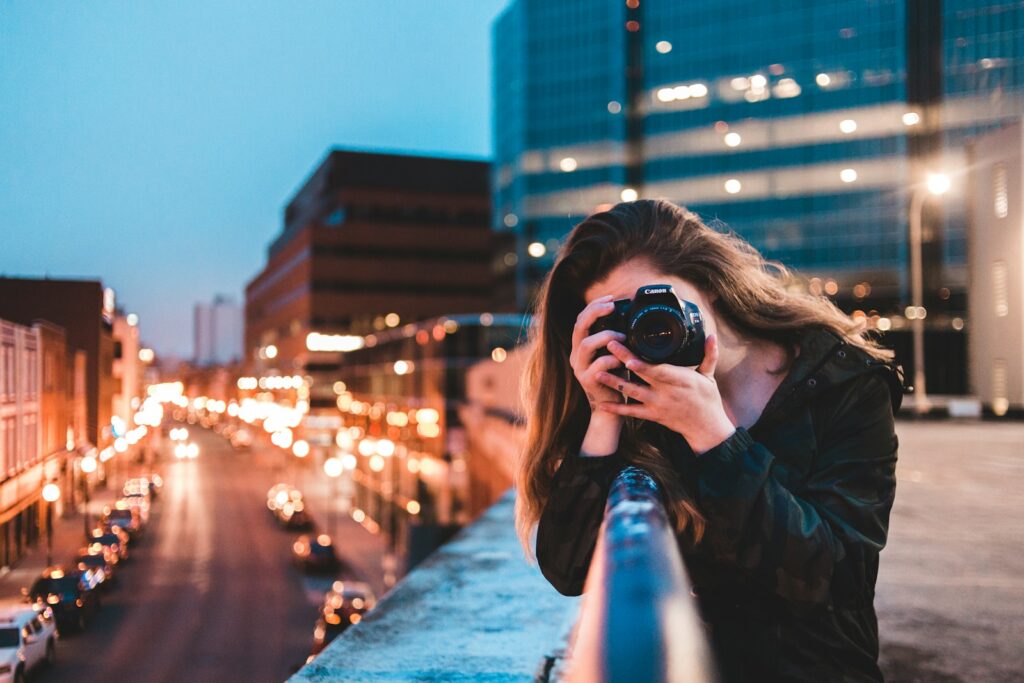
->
<box><xmin>590</xmin><ymin>284</ymin><xmax>706</xmax><ymax>366</ymax></box>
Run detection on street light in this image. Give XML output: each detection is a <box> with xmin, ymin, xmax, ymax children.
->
<box><xmin>41</xmin><ymin>483</ymin><xmax>61</xmax><ymax>566</ymax></box>
<box><xmin>908</xmin><ymin>172</ymin><xmax>951</xmax><ymax>415</ymax></box>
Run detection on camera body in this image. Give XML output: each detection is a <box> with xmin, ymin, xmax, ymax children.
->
<box><xmin>590</xmin><ymin>284</ymin><xmax>706</xmax><ymax>366</ymax></box>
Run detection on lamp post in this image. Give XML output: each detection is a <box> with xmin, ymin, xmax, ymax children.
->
<box><xmin>41</xmin><ymin>483</ymin><xmax>61</xmax><ymax>567</ymax></box>
<box><xmin>907</xmin><ymin>172</ymin><xmax>951</xmax><ymax>416</ymax></box>
<box><xmin>80</xmin><ymin>454</ymin><xmax>97</xmax><ymax>539</ymax></box>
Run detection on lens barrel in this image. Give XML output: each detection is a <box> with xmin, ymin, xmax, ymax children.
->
<box><xmin>627</xmin><ymin>305</ymin><xmax>689</xmax><ymax>362</ymax></box>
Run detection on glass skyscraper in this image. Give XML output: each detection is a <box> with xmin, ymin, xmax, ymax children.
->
<box><xmin>492</xmin><ymin>0</ymin><xmax>1023</xmax><ymax>390</ymax></box>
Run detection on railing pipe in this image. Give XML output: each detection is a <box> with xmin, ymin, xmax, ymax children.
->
<box><xmin>568</xmin><ymin>466</ymin><xmax>715</xmax><ymax>683</ymax></box>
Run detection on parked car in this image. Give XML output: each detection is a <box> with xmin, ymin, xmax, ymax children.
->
<box><xmin>310</xmin><ymin>580</ymin><xmax>376</xmax><ymax>655</ymax></box>
<box><xmin>101</xmin><ymin>504</ymin><xmax>143</xmax><ymax>539</ymax></box>
<box><xmin>119</xmin><ymin>494</ymin><xmax>150</xmax><ymax>526</ymax></box>
<box><xmin>266</xmin><ymin>483</ymin><xmax>299</xmax><ymax>513</ymax></box>
<box><xmin>292</xmin><ymin>534</ymin><xmax>341</xmax><ymax>574</ymax></box>
<box><xmin>276</xmin><ymin>503</ymin><xmax>314</xmax><ymax>531</ymax></box>
<box><xmin>89</xmin><ymin>528</ymin><xmax>129</xmax><ymax>563</ymax></box>
<box><xmin>127</xmin><ymin>473</ymin><xmax>163</xmax><ymax>499</ymax></box>
<box><xmin>123</xmin><ymin>476</ymin><xmax>159</xmax><ymax>500</ymax></box>
<box><xmin>74</xmin><ymin>550</ymin><xmax>115</xmax><ymax>589</ymax></box>
<box><xmin>0</xmin><ymin>600</ymin><xmax>57</xmax><ymax>682</ymax></box>
<box><xmin>25</xmin><ymin>567</ymin><xmax>100</xmax><ymax>634</ymax></box>
<box><xmin>267</xmin><ymin>485</ymin><xmax>314</xmax><ymax>530</ymax></box>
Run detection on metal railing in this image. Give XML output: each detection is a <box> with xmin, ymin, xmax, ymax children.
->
<box><xmin>566</xmin><ymin>466</ymin><xmax>716</xmax><ymax>683</ymax></box>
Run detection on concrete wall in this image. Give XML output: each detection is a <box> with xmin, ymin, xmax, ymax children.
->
<box><xmin>968</xmin><ymin>119</ymin><xmax>1023</xmax><ymax>413</ymax></box>
<box><xmin>291</xmin><ymin>490</ymin><xmax>577</xmax><ymax>682</ymax></box>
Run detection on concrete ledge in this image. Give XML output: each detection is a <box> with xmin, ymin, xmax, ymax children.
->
<box><xmin>898</xmin><ymin>395</ymin><xmax>1024</xmax><ymax>420</ymax></box>
<box><xmin>291</xmin><ymin>490</ymin><xmax>578</xmax><ymax>682</ymax></box>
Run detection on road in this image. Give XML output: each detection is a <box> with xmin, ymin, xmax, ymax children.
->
<box><xmin>877</xmin><ymin>420</ymin><xmax>1024</xmax><ymax>682</ymax></box>
<box><xmin>37</xmin><ymin>425</ymin><xmax>382</xmax><ymax>683</ymax></box>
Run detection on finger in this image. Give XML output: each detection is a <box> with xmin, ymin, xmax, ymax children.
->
<box><xmin>595</xmin><ymin>371</ymin><xmax>653</xmax><ymax>403</ymax></box>
<box><xmin>596</xmin><ymin>401</ymin><xmax>651</xmax><ymax>419</ymax></box>
<box><xmin>589</xmin><ymin>354</ymin><xmax>623</xmax><ymax>373</ymax></box>
<box><xmin>576</xmin><ymin>330</ymin><xmax>626</xmax><ymax>369</ymax></box>
<box><xmin>607</xmin><ymin>341</ymin><xmax>677</xmax><ymax>384</ymax></box>
<box><xmin>571</xmin><ymin>296</ymin><xmax>615</xmax><ymax>351</ymax></box>
<box><xmin>697</xmin><ymin>333</ymin><xmax>719</xmax><ymax>377</ymax></box>
<box><xmin>605</xmin><ymin>339</ymin><xmax>640</xmax><ymax>364</ymax></box>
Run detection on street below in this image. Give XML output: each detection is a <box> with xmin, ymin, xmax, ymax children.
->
<box><xmin>32</xmin><ymin>426</ymin><xmax>383</xmax><ymax>683</ymax></box>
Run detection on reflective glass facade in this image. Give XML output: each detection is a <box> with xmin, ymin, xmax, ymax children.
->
<box><xmin>493</xmin><ymin>0</ymin><xmax>1024</xmax><ymax>321</ymax></box>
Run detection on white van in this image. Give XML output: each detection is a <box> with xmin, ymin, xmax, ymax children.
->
<box><xmin>0</xmin><ymin>601</ymin><xmax>58</xmax><ymax>683</ymax></box>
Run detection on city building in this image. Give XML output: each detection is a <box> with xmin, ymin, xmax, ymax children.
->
<box><xmin>112</xmin><ymin>313</ymin><xmax>143</xmax><ymax>436</ymax></box>
<box><xmin>245</xmin><ymin>149</ymin><xmax>498</xmax><ymax>375</ymax></box>
<box><xmin>193</xmin><ymin>295</ymin><xmax>244</xmax><ymax>367</ymax></box>
<box><xmin>493</xmin><ymin>0</ymin><xmax>1024</xmax><ymax>394</ymax></box>
<box><xmin>0</xmin><ymin>319</ymin><xmax>48</xmax><ymax>568</ymax></box>
<box><xmin>33</xmin><ymin>321</ymin><xmax>85</xmax><ymax>534</ymax></box>
<box><xmin>968</xmin><ymin>119</ymin><xmax>1022</xmax><ymax>415</ymax></box>
<box><xmin>299</xmin><ymin>312</ymin><xmax>527</xmax><ymax>587</ymax></box>
<box><xmin>0</xmin><ymin>278</ymin><xmax>116</xmax><ymax>450</ymax></box>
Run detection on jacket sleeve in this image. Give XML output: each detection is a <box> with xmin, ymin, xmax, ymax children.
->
<box><xmin>535</xmin><ymin>452</ymin><xmax>625</xmax><ymax>596</ymax></box>
<box><xmin>693</xmin><ymin>370</ymin><xmax>898</xmax><ymax>607</ymax></box>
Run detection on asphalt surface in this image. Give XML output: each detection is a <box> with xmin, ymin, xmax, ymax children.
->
<box><xmin>34</xmin><ymin>426</ymin><xmax>372</xmax><ymax>683</ymax></box>
<box><xmin>877</xmin><ymin>420</ymin><xmax>1024</xmax><ymax>682</ymax></box>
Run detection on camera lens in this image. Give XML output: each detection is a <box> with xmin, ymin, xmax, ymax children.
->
<box><xmin>628</xmin><ymin>306</ymin><xmax>688</xmax><ymax>362</ymax></box>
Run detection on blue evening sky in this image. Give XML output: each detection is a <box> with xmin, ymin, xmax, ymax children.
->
<box><xmin>0</xmin><ymin>1</ymin><xmax>509</xmax><ymax>357</ymax></box>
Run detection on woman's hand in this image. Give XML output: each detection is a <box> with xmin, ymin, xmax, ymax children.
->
<box><xmin>594</xmin><ymin>335</ymin><xmax>736</xmax><ymax>454</ymax></box>
<box><xmin>570</xmin><ymin>295</ymin><xmax>627</xmax><ymax>411</ymax></box>
<box><xmin>570</xmin><ymin>296</ymin><xmax>627</xmax><ymax>455</ymax></box>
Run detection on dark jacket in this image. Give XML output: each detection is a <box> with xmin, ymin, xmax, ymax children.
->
<box><xmin>536</xmin><ymin>329</ymin><xmax>902</xmax><ymax>682</ymax></box>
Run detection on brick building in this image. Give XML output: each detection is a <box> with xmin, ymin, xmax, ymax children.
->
<box><xmin>0</xmin><ymin>318</ymin><xmax>42</xmax><ymax>567</ymax></box>
<box><xmin>245</xmin><ymin>149</ymin><xmax>503</xmax><ymax>374</ymax></box>
<box><xmin>0</xmin><ymin>278</ymin><xmax>116</xmax><ymax>450</ymax></box>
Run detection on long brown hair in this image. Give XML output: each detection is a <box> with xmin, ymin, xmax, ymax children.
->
<box><xmin>516</xmin><ymin>199</ymin><xmax>891</xmax><ymax>555</ymax></box>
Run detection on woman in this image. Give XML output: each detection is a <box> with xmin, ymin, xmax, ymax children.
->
<box><xmin>517</xmin><ymin>199</ymin><xmax>902</xmax><ymax>681</ymax></box>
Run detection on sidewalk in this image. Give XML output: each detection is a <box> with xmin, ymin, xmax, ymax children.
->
<box><xmin>0</xmin><ymin>483</ymin><xmax>121</xmax><ymax>600</ymax></box>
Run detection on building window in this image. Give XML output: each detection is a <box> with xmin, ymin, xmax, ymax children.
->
<box><xmin>325</xmin><ymin>208</ymin><xmax>347</xmax><ymax>226</ymax></box>
<box><xmin>993</xmin><ymin>260</ymin><xmax>1008</xmax><ymax>317</ymax></box>
<box><xmin>993</xmin><ymin>162</ymin><xmax>1008</xmax><ymax>219</ymax></box>
<box><xmin>992</xmin><ymin>359</ymin><xmax>1008</xmax><ymax>416</ymax></box>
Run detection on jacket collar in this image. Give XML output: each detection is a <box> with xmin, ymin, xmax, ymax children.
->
<box><xmin>758</xmin><ymin>328</ymin><xmax>903</xmax><ymax>425</ymax></box>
